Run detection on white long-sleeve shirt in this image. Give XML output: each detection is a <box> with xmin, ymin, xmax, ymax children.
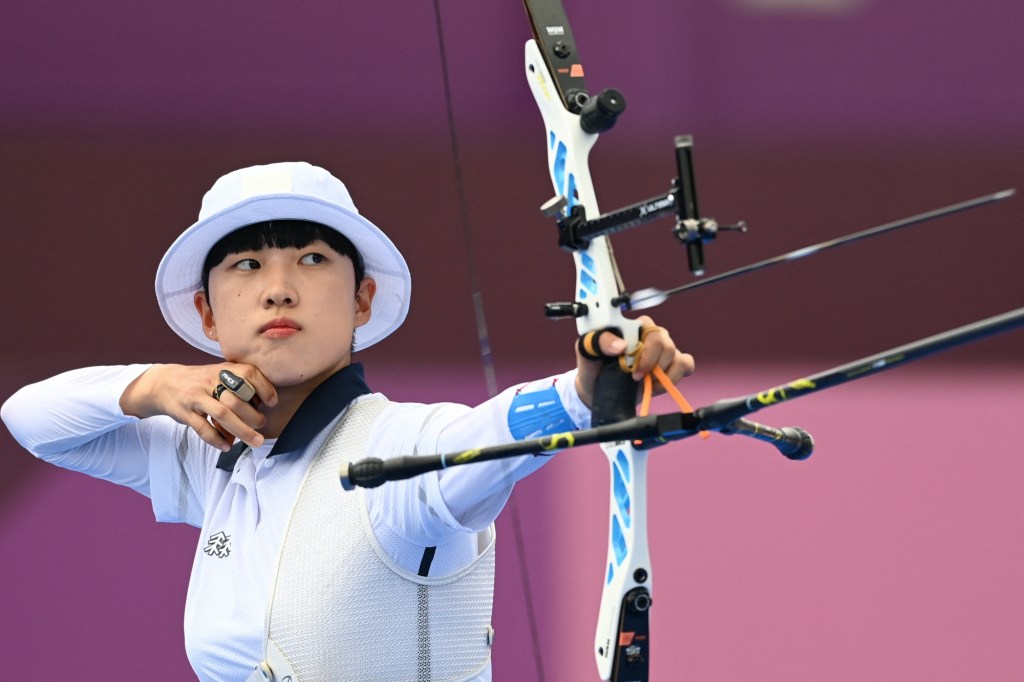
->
<box><xmin>2</xmin><ymin>362</ymin><xmax>590</xmax><ymax>681</ymax></box>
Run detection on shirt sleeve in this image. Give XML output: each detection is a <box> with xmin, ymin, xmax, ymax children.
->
<box><xmin>2</xmin><ymin>365</ymin><xmax>156</xmax><ymax>494</ymax></box>
<box><xmin>366</xmin><ymin>369</ymin><xmax>590</xmax><ymax>545</ymax></box>
<box><xmin>1</xmin><ymin>365</ymin><xmax>210</xmax><ymax>525</ymax></box>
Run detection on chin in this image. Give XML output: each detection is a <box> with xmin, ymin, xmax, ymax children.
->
<box><xmin>263</xmin><ymin>368</ymin><xmax>322</xmax><ymax>387</ymax></box>
<box><xmin>262</xmin><ymin>359</ymin><xmax>349</xmax><ymax>388</ymax></box>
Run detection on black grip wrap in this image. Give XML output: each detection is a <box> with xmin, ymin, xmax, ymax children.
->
<box><xmin>341</xmin><ymin>455</ymin><xmax>450</xmax><ymax>490</ymax></box>
<box><xmin>591</xmin><ymin>357</ymin><xmax>638</xmax><ymax>427</ymax></box>
<box><xmin>341</xmin><ymin>458</ymin><xmax>387</xmax><ymax>490</ymax></box>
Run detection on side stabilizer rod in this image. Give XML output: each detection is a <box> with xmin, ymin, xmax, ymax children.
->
<box><xmin>628</xmin><ymin>189</ymin><xmax>1015</xmax><ymax>310</ymax></box>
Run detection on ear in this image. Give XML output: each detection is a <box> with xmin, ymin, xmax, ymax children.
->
<box><xmin>194</xmin><ymin>291</ymin><xmax>218</xmax><ymax>341</ymax></box>
<box><xmin>354</xmin><ymin>277</ymin><xmax>377</xmax><ymax>328</ymax></box>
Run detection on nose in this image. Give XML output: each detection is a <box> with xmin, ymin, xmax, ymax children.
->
<box><xmin>262</xmin><ymin>266</ymin><xmax>298</xmax><ymax>308</ymax></box>
<box><xmin>265</xmin><ymin>289</ymin><xmax>295</xmax><ymax>307</ymax></box>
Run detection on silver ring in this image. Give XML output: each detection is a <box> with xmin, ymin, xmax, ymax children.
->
<box><xmin>218</xmin><ymin>369</ymin><xmax>256</xmax><ymax>403</ymax></box>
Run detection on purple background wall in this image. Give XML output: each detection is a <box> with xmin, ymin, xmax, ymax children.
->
<box><xmin>2</xmin><ymin>0</ymin><xmax>1021</xmax><ymax>679</ymax></box>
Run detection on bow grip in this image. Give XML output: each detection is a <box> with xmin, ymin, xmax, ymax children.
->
<box><xmin>578</xmin><ymin>329</ymin><xmax>639</xmax><ymax>427</ymax></box>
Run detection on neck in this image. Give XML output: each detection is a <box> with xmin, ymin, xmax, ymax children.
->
<box><xmin>256</xmin><ymin>361</ymin><xmax>351</xmax><ymax>439</ymax></box>
<box><xmin>258</xmin><ymin>387</ymin><xmax>306</xmax><ymax>439</ymax></box>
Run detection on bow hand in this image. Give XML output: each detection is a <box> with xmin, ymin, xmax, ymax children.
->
<box><xmin>575</xmin><ymin>315</ymin><xmax>696</xmax><ymax>412</ymax></box>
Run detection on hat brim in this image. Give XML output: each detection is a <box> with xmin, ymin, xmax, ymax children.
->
<box><xmin>156</xmin><ymin>193</ymin><xmax>411</xmax><ymax>356</ymax></box>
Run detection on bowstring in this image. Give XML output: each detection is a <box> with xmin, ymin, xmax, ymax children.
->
<box><xmin>430</xmin><ymin>3</ymin><xmax>548</xmax><ymax>681</ymax></box>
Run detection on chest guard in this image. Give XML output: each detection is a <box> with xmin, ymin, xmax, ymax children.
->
<box><xmin>251</xmin><ymin>398</ymin><xmax>496</xmax><ymax>682</ymax></box>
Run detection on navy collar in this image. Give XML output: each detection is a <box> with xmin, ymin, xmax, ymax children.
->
<box><xmin>215</xmin><ymin>363</ymin><xmax>372</xmax><ymax>471</ymax></box>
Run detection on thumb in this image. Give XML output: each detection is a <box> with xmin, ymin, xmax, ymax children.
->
<box><xmin>601</xmin><ymin>334</ymin><xmax>628</xmax><ymax>356</ymax></box>
<box><xmin>578</xmin><ymin>328</ymin><xmax>628</xmax><ymax>361</ymax></box>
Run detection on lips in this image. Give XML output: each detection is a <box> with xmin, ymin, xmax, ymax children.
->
<box><xmin>259</xmin><ymin>317</ymin><xmax>303</xmax><ymax>334</ymax></box>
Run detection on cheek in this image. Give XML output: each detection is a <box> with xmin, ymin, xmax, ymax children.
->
<box><xmin>208</xmin><ymin>293</ymin><xmax>247</xmax><ymax>331</ymax></box>
<box><xmin>319</xmin><ymin>281</ymin><xmax>358</xmax><ymax>313</ymax></box>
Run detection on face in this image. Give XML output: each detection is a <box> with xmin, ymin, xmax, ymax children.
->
<box><xmin>193</xmin><ymin>240</ymin><xmax>376</xmax><ymax>388</ymax></box>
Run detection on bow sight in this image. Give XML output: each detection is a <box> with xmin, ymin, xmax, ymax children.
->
<box><xmin>540</xmin><ymin>131</ymin><xmax>748</xmax><ymax>321</ymax></box>
<box><xmin>541</xmin><ymin>134</ymin><xmax>748</xmax><ymax>314</ymax></box>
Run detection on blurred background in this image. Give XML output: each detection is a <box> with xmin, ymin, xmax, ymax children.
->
<box><xmin>1</xmin><ymin>0</ymin><xmax>1021</xmax><ymax>679</ymax></box>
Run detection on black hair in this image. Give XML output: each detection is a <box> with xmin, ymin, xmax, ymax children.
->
<box><xmin>200</xmin><ymin>220</ymin><xmax>365</xmax><ymax>298</ymax></box>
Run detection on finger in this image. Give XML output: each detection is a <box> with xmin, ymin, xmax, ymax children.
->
<box><xmin>206</xmin><ymin>398</ymin><xmax>265</xmax><ymax>448</ymax></box>
<box><xmin>215</xmin><ymin>390</ymin><xmax>267</xmax><ymax>431</ymax></box>
<box><xmin>218</xmin><ymin>369</ymin><xmax>256</xmax><ymax>403</ymax></box>
<box><xmin>227</xmin><ymin>365</ymin><xmax>278</xmax><ymax>407</ymax></box>
<box><xmin>632</xmin><ymin>326</ymin><xmax>672</xmax><ymax>380</ymax></box>
<box><xmin>648</xmin><ymin>351</ymin><xmax>696</xmax><ymax>389</ymax></box>
<box><xmin>182</xmin><ymin>410</ymin><xmax>232</xmax><ymax>452</ymax></box>
<box><xmin>208</xmin><ymin>416</ymin><xmax>235</xmax><ymax>445</ymax></box>
<box><xmin>578</xmin><ymin>329</ymin><xmax>627</xmax><ymax>360</ymax></box>
<box><xmin>597</xmin><ymin>332</ymin><xmax>628</xmax><ymax>357</ymax></box>
<box><xmin>671</xmin><ymin>352</ymin><xmax>696</xmax><ymax>380</ymax></box>
<box><xmin>635</xmin><ymin>315</ymin><xmax>659</xmax><ymax>341</ymax></box>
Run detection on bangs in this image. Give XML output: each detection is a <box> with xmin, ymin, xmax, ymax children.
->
<box><xmin>201</xmin><ymin>220</ymin><xmax>365</xmax><ymax>292</ymax></box>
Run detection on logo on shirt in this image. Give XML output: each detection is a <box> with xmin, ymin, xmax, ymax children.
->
<box><xmin>203</xmin><ymin>531</ymin><xmax>231</xmax><ymax>558</ymax></box>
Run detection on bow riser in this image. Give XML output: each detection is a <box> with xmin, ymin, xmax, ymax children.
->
<box><xmin>525</xmin><ymin>37</ymin><xmax>652</xmax><ymax>682</ymax></box>
<box><xmin>525</xmin><ymin>41</ymin><xmax>634</xmax><ymax>339</ymax></box>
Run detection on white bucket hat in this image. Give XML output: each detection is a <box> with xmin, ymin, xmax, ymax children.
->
<box><xmin>156</xmin><ymin>161</ymin><xmax>411</xmax><ymax>356</ymax></box>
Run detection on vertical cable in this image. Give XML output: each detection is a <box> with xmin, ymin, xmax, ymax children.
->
<box><xmin>431</xmin><ymin>0</ymin><xmax>497</xmax><ymax>398</ymax></box>
<box><xmin>431</xmin><ymin>3</ymin><xmax>547</xmax><ymax>681</ymax></box>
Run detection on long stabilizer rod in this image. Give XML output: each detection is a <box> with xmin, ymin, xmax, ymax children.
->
<box><xmin>340</xmin><ymin>305</ymin><xmax>1024</xmax><ymax>490</ymax></box>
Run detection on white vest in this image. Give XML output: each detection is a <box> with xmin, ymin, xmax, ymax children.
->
<box><xmin>249</xmin><ymin>398</ymin><xmax>496</xmax><ymax>682</ymax></box>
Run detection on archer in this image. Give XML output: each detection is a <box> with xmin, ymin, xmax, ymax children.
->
<box><xmin>0</xmin><ymin>160</ymin><xmax>693</xmax><ymax>682</ymax></box>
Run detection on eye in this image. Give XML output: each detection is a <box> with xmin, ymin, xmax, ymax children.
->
<box><xmin>233</xmin><ymin>258</ymin><xmax>261</xmax><ymax>271</ymax></box>
<box><xmin>300</xmin><ymin>252</ymin><xmax>327</xmax><ymax>265</ymax></box>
